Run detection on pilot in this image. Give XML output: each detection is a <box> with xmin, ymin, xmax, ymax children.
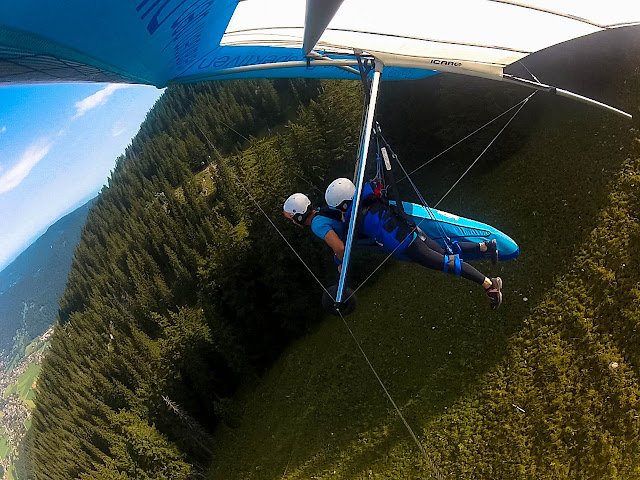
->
<box><xmin>283</xmin><ymin>178</ymin><xmax>503</xmax><ymax>309</ymax></box>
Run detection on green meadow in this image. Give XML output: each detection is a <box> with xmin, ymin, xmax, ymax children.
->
<box><xmin>207</xmin><ymin>96</ymin><xmax>640</xmax><ymax>479</ymax></box>
<box><xmin>0</xmin><ymin>431</ymin><xmax>9</xmax><ymax>460</ymax></box>
<box><xmin>4</xmin><ymin>364</ymin><xmax>41</xmax><ymax>405</ymax></box>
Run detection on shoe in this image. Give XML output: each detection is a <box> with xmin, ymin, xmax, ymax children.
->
<box><xmin>486</xmin><ymin>277</ymin><xmax>503</xmax><ymax>309</ymax></box>
<box><xmin>485</xmin><ymin>239</ymin><xmax>499</xmax><ymax>265</ymax></box>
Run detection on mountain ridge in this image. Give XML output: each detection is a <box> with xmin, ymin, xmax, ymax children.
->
<box><xmin>0</xmin><ymin>198</ymin><xmax>95</xmax><ymax>359</ymax></box>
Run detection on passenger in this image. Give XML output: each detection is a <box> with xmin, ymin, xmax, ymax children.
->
<box><xmin>283</xmin><ymin>178</ymin><xmax>503</xmax><ymax>309</ymax></box>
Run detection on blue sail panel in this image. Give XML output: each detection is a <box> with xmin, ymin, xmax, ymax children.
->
<box><xmin>0</xmin><ymin>1</ymin><xmax>439</xmax><ymax>86</ymax></box>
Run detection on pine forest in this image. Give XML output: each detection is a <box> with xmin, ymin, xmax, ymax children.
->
<box><xmin>18</xmin><ymin>44</ymin><xmax>640</xmax><ymax>480</ymax></box>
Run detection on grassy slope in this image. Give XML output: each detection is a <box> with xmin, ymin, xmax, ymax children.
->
<box><xmin>0</xmin><ymin>431</ymin><xmax>9</xmax><ymax>460</ymax></box>
<box><xmin>23</xmin><ymin>337</ymin><xmax>47</xmax><ymax>358</ymax></box>
<box><xmin>207</xmin><ymin>95</ymin><xmax>638</xmax><ymax>479</ymax></box>
<box><xmin>4</xmin><ymin>336</ymin><xmax>46</xmax><ymax>375</ymax></box>
<box><xmin>4</xmin><ymin>364</ymin><xmax>41</xmax><ymax>403</ymax></box>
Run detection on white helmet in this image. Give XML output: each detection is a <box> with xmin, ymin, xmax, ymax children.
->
<box><xmin>283</xmin><ymin>193</ymin><xmax>312</xmax><ymax>224</ymax></box>
<box><xmin>325</xmin><ymin>178</ymin><xmax>355</xmax><ymax>211</ymax></box>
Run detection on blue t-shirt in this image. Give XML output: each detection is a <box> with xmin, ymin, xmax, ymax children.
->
<box><xmin>310</xmin><ymin>209</ymin><xmax>345</xmax><ymax>241</ymax></box>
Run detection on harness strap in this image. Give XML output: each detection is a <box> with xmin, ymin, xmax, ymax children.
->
<box><xmin>373</xmin><ymin>122</ymin><xmax>456</xmax><ymax>251</ymax></box>
<box><xmin>316</xmin><ymin>207</ymin><xmax>343</xmax><ymax>222</ymax></box>
<box><xmin>450</xmin><ymin>240</ymin><xmax>463</xmax><ymax>255</ymax></box>
<box><xmin>443</xmin><ymin>254</ymin><xmax>462</xmax><ymax>275</ymax></box>
<box><xmin>454</xmin><ymin>254</ymin><xmax>462</xmax><ymax>275</ymax></box>
<box><xmin>374</xmin><ymin>123</ymin><xmax>410</xmax><ymax>222</ymax></box>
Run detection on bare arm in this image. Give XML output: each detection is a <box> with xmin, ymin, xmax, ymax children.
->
<box><xmin>324</xmin><ymin>229</ymin><xmax>345</xmax><ymax>261</ymax></box>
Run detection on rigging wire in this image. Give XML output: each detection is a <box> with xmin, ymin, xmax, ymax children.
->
<box><xmin>347</xmin><ymin>76</ymin><xmax>536</xmax><ymax>298</ymax></box>
<box><xmin>518</xmin><ymin>60</ymin><xmax>540</xmax><ymax>83</ymax></box>
<box><xmin>398</xmin><ymin>93</ymin><xmax>535</xmax><ymax>183</ymax></box>
<box><xmin>195</xmin><ymin>123</ymin><xmax>333</xmax><ymax>297</ymax></box>
<box><xmin>434</xmin><ymin>91</ymin><xmax>536</xmax><ymax>208</ymax></box>
<box><xmin>198</xmin><ymin>120</ymin><xmax>445</xmax><ymax>479</ymax></box>
<box><xmin>236</xmin><ymin>178</ymin><xmax>334</xmax><ymax>299</ymax></box>
<box><xmin>216</xmin><ymin>116</ymin><xmax>251</xmax><ymax>143</ymax></box>
<box><xmin>374</xmin><ymin>127</ymin><xmax>453</xmax><ymax>249</ymax></box>
<box><xmin>336</xmin><ymin>308</ymin><xmax>446</xmax><ymax>480</ymax></box>
<box><xmin>292</xmin><ymin>171</ymin><xmax>325</xmax><ymax>196</ymax></box>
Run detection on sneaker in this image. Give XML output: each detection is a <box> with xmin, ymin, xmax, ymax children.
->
<box><xmin>486</xmin><ymin>277</ymin><xmax>503</xmax><ymax>309</ymax></box>
<box><xmin>485</xmin><ymin>239</ymin><xmax>499</xmax><ymax>265</ymax></box>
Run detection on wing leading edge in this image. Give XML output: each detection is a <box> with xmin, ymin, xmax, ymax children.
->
<box><xmin>0</xmin><ymin>0</ymin><xmax>638</xmax><ymax>86</ymax></box>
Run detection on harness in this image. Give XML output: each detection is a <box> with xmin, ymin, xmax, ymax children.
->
<box><xmin>344</xmin><ymin>181</ymin><xmax>416</xmax><ymax>257</ymax></box>
<box><xmin>370</xmin><ymin>123</ymin><xmax>467</xmax><ymax>274</ymax></box>
<box><xmin>314</xmin><ymin>207</ymin><xmax>343</xmax><ymax>222</ymax></box>
<box><xmin>341</xmin><ymin>127</ymin><xmax>466</xmax><ymax>274</ymax></box>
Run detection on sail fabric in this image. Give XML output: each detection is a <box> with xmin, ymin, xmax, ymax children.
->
<box><xmin>0</xmin><ymin>0</ymin><xmax>638</xmax><ymax>87</ymax></box>
<box><xmin>226</xmin><ymin>0</ymin><xmax>640</xmax><ymax>79</ymax></box>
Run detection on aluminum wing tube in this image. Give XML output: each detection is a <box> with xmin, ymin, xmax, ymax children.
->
<box><xmin>303</xmin><ymin>0</ymin><xmax>344</xmax><ymax>55</ymax></box>
<box><xmin>336</xmin><ymin>62</ymin><xmax>383</xmax><ymax>304</ymax></box>
<box><xmin>502</xmin><ymin>74</ymin><xmax>633</xmax><ymax>120</ymax></box>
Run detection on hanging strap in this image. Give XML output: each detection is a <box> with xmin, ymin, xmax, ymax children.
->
<box><xmin>374</xmin><ymin>123</ymin><xmax>455</xmax><ymax>251</ymax></box>
<box><xmin>316</xmin><ymin>207</ymin><xmax>343</xmax><ymax>222</ymax></box>
<box><xmin>373</xmin><ymin>122</ymin><xmax>411</xmax><ymax>220</ymax></box>
<box><xmin>450</xmin><ymin>240</ymin><xmax>463</xmax><ymax>255</ymax></box>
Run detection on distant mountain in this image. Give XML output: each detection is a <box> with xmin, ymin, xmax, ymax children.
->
<box><xmin>0</xmin><ymin>199</ymin><xmax>94</xmax><ymax>360</ymax></box>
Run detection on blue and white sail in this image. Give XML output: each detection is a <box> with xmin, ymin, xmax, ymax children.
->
<box><xmin>0</xmin><ymin>0</ymin><xmax>638</xmax><ymax>88</ymax></box>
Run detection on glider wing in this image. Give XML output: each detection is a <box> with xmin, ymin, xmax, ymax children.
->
<box><xmin>0</xmin><ymin>1</ymin><xmax>638</xmax><ymax>85</ymax></box>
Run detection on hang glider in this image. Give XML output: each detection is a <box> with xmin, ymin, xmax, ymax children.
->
<box><xmin>2</xmin><ymin>0</ymin><xmax>638</xmax><ymax>308</ymax></box>
<box><xmin>0</xmin><ymin>1</ymin><xmax>638</xmax><ymax>90</ymax></box>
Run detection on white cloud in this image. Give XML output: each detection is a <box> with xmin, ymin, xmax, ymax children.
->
<box><xmin>111</xmin><ymin>121</ymin><xmax>127</xmax><ymax>137</ymax></box>
<box><xmin>0</xmin><ymin>126</ymin><xmax>6</xmax><ymax>134</ymax></box>
<box><xmin>72</xmin><ymin>84</ymin><xmax>128</xmax><ymax>119</ymax></box>
<box><xmin>0</xmin><ymin>139</ymin><xmax>53</xmax><ymax>194</ymax></box>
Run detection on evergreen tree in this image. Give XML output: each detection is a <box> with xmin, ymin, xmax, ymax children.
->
<box><xmin>28</xmin><ymin>78</ymin><xmax>360</xmax><ymax>478</ymax></box>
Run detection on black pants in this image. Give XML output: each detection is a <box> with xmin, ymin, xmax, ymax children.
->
<box><xmin>404</xmin><ymin>236</ymin><xmax>487</xmax><ymax>285</ymax></box>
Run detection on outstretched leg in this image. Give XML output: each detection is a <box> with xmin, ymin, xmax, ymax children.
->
<box><xmin>420</xmin><ymin>235</ymin><xmax>498</xmax><ymax>264</ymax></box>
<box><xmin>405</xmin><ymin>238</ymin><xmax>503</xmax><ymax>308</ymax></box>
<box><xmin>452</xmin><ymin>239</ymin><xmax>499</xmax><ymax>264</ymax></box>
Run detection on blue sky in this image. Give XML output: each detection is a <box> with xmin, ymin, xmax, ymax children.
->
<box><xmin>0</xmin><ymin>83</ymin><xmax>164</xmax><ymax>271</ymax></box>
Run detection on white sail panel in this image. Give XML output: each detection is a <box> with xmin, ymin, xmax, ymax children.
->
<box><xmin>224</xmin><ymin>0</ymin><xmax>639</xmax><ymax>78</ymax></box>
<box><xmin>0</xmin><ymin>0</ymin><xmax>638</xmax><ymax>85</ymax></box>
<box><xmin>491</xmin><ymin>1</ymin><xmax>640</xmax><ymax>27</ymax></box>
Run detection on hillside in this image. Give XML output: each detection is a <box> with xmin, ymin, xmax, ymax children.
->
<box><xmin>207</xmin><ymin>94</ymin><xmax>640</xmax><ymax>479</ymax></box>
<box><xmin>23</xmin><ymin>78</ymin><xmax>339</xmax><ymax>480</ymax></box>
<box><xmin>205</xmin><ymin>31</ymin><xmax>640</xmax><ymax>479</ymax></box>
<box><xmin>0</xmin><ymin>199</ymin><xmax>94</xmax><ymax>362</ymax></box>
<box><xmin>0</xmin><ymin>328</ymin><xmax>51</xmax><ymax>480</ymax></box>
<box><xmin>204</xmin><ymin>31</ymin><xmax>640</xmax><ymax>478</ymax></box>
<box><xmin>21</xmin><ymin>33</ymin><xmax>640</xmax><ymax>479</ymax></box>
